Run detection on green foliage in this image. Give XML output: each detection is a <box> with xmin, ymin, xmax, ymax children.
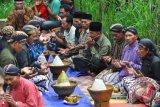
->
<box><xmin>75</xmin><ymin>0</ymin><xmax>160</xmax><ymax>44</ymax></box>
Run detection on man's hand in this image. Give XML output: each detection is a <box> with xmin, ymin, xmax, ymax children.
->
<box><xmin>125</xmin><ymin>66</ymin><xmax>144</xmax><ymax>78</ymax></box>
<box><xmin>125</xmin><ymin>66</ymin><xmax>135</xmax><ymax>75</ymax></box>
<box><xmin>59</xmin><ymin>33</ymin><xmax>65</xmax><ymax>39</ymax></box>
<box><xmin>112</xmin><ymin>60</ymin><xmax>122</xmax><ymax>68</ymax></box>
<box><xmin>4</xmin><ymin>94</ymin><xmax>16</xmax><ymax>107</ymax></box>
<box><xmin>58</xmin><ymin>48</ymin><xmax>69</xmax><ymax>55</ymax></box>
<box><xmin>66</xmin><ymin>43</ymin><xmax>74</xmax><ymax>49</ymax></box>
<box><xmin>103</xmin><ymin>56</ymin><xmax>112</xmax><ymax>64</ymax></box>
<box><xmin>121</xmin><ymin>61</ymin><xmax>130</xmax><ymax>67</ymax></box>
<box><xmin>56</xmin><ymin>15</ymin><xmax>62</xmax><ymax>21</ymax></box>
<box><xmin>21</xmin><ymin>67</ymin><xmax>34</xmax><ymax>76</ymax></box>
<box><xmin>86</xmin><ymin>38</ymin><xmax>95</xmax><ymax>47</ymax></box>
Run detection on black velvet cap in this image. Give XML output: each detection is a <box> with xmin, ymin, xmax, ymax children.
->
<box><xmin>4</xmin><ymin>64</ymin><xmax>20</xmax><ymax>76</ymax></box>
<box><xmin>73</xmin><ymin>12</ymin><xmax>84</xmax><ymax>19</ymax></box>
<box><xmin>89</xmin><ymin>22</ymin><xmax>102</xmax><ymax>32</ymax></box>
<box><xmin>41</xmin><ymin>21</ymin><xmax>60</xmax><ymax>31</ymax></box>
<box><xmin>81</xmin><ymin>13</ymin><xmax>92</xmax><ymax>20</ymax></box>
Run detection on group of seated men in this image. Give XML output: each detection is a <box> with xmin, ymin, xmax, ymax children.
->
<box><xmin>0</xmin><ymin>0</ymin><xmax>160</xmax><ymax>106</ymax></box>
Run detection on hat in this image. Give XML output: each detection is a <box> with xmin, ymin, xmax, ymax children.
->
<box><xmin>22</xmin><ymin>25</ymin><xmax>37</xmax><ymax>35</ymax></box>
<box><xmin>73</xmin><ymin>12</ymin><xmax>84</xmax><ymax>19</ymax></box>
<box><xmin>28</xmin><ymin>20</ymin><xmax>42</xmax><ymax>28</ymax></box>
<box><xmin>3</xmin><ymin>64</ymin><xmax>20</xmax><ymax>76</ymax></box>
<box><xmin>81</xmin><ymin>13</ymin><xmax>92</xmax><ymax>20</ymax></box>
<box><xmin>8</xmin><ymin>31</ymin><xmax>28</xmax><ymax>43</ymax></box>
<box><xmin>1</xmin><ymin>26</ymin><xmax>15</xmax><ymax>37</ymax></box>
<box><xmin>110</xmin><ymin>23</ymin><xmax>123</xmax><ymax>32</ymax></box>
<box><xmin>125</xmin><ymin>26</ymin><xmax>138</xmax><ymax>35</ymax></box>
<box><xmin>41</xmin><ymin>21</ymin><xmax>60</xmax><ymax>31</ymax></box>
<box><xmin>139</xmin><ymin>38</ymin><xmax>156</xmax><ymax>52</ymax></box>
<box><xmin>89</xmin><ymin>22</ymin><xmax>102</xmax><ymax>32</ymax></box>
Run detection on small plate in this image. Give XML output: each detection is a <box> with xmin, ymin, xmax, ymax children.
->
<box><xmin>63</xmin><ymin>100</ymin><xmax>79</xmax><ymax>105</ymax></box>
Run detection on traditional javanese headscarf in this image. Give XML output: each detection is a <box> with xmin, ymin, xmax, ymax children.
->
<box><xmin>110</xmin><ymin>23</ymin><xmax>124</xmax><ymax>33</ymax></box>
<box><xmin>138</xmin><ymin>38</ymin><xmax>157</xmax><ymax>56</ymax></box>
<box><xmin>4</xmin><ymin>64</ymin><xmax>20</xmax><ymax>76</ymax></box>
<box><xmin>1</xmin><ymin>26</ymin><xmax>15</xmax><ymax>41</ymax></box>
<box><xmin>8</xmin><ymin>31</ymin><xmax>28</xmax><ymax>43</ymax></box>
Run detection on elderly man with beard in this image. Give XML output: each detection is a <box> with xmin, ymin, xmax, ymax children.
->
<box><xmin>6</xmin><ymin>0</ymin><xmax>34</xmax><ymax>30</ymax></box>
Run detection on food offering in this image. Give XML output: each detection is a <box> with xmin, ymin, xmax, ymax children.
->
<box><xmin>51</xmin><ymin>71</ymin><xmax>77</xmax><ymax>98</ymax></box>
<box><xmin>87</xmin><ymin>79</ymin><xmax>113</xmax><ymax>107</ymax></box>
<box><xmin>64</xmin><ymin>95</ymin><xmax>81</xmax><ymax>105</ymax></box>
<box><xmin>55</xmin><ymin>70</ymin><xmax>70</xmax><ymax>86</ymax></box>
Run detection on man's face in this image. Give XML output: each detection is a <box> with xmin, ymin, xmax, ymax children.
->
<box><xmin>81</xmin><ymin>19</ymin><xmax>91</xmax><ymax>29</ymax></box>
<box><xmin>60</xmin><ymin>8</ymin><xmax>67</xmax><ymax>18</ymax></box>
<box><xmin>15</xmin><ymin>1</ymin><xmax>24</xmax><ymax>10</ymax></box>
<box><xmin>13</xmin><ymin>40</ymin><xmax>26</xmax><ymax>52</ymax></box>
<box><xmin>5</xmin><ymin>75</ymin><xmax>19</xmax><ymax>88</ymax></box>
<box><xmin>111</xmin><ymin>32</ymin><xmax>124</xmax><ymax>42</ymax></box>
<box><xmin>35</xmin><ymin>0</ymin><xmax>43</xmax><ymax>5</ymax></box>
<box><xmin>28</xmin><ymin>30</ymin><xmax>39</xmax><ymax>43</ymax></box>
<box><xmin>125</xmin><ymin>31</ymin><xmax>138</xmax><ymax>45</ymax></box>
<box><xmin>73</xmin><ymin>18</ymin><xmax>81</xmax><ymax>28</ymax></box>
<box><xmin>138</xmin><ymin>45</ymin><xmax>149</xmax><ymax>58</ymax></box>
<box><xmin>61</xmin><ymin>18</ymin><xmax>70</xmax><ymax>30</ymax></box>
<box><xmin>90</xmin><ymin>31</ymin><xmax>100</xmax><ymax>41</ymax></box>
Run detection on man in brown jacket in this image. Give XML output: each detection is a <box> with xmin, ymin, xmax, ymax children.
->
<box><xmin>6</xmin><ymin>0</ymin><xmax>34</xmax><ymax>30</ymax></box>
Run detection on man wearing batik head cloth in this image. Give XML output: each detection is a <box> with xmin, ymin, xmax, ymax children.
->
<box><xmin>73</xmin><ymin>22</ymin><xmax>111</xmax><ymax>75</ymax></box>
<box><xmin>0</xmin><ymin>26</ymin><xmax>15</xmax><ymax>67</ymax></box>
<box><xmin>96</xmin><ymin>24</ymin><xmax>126</xmax><ymax>79</ymax></box>
<box><xmin>1</xmin><ymin>26</ymin><xmax>15</xmax><ymax>42</ymax></box>
<box><xmin>0</xmin><ymin>31</ymin><xmax>27</xmax><ymax>68</ymax></box>
<box><xmin>6</xmin><ymin>0</ymin><xmax>34</xmax><ymax>30</ymax></box>
<box><xmin>3</xmin><ymin>64</ymin><xmax>44</xmax><ymax>107</ymax></box>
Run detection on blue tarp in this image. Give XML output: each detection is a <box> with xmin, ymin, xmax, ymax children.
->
<box><xmin>43</xmin><ymin>56</ymin><xmax>92</xmax><ymax>107</ymax></box>
<box><xmin>42</xmin><ymin>86</ymin><xmax>92</xmax><ymax>107</ymax></box>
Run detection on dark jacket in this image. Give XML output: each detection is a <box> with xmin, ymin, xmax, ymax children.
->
<box><xmin>141</xmin><ymin>53</ymin><xmax>160</xmax><ymax>82</ymax></box>
<box><xmin>16</xmin><ymin>45</ymin><xmax>32</xmax><ymax>68</ymax></box>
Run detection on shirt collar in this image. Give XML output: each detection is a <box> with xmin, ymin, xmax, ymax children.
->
<box><xmin>96</xmin><ymin>34</ymin><xmax>103</xmax><ymax>46</ymax></box>
<box><xmin>129</xmin><ymin>40</ymin><xmax>138</xmax><ymax>48</ymax></box>
<box><xmin>64</xmin><ymin>25</ymin><xmax>75</xmax><ymax>36</ymax></box>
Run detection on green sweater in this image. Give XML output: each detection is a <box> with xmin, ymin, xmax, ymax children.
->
<box><xmin>0</xmin><ymin>48</ymin><xmax>18</xmax><ymax>68</ymax></box>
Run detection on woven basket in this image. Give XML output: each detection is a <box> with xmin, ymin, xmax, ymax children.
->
<box><xmin>88</xmin><ymin>84</ymin><xmax>113</xmax><ymax>107</ymax></box>
<box><xmin>49</xmin><ymin>60</ymin><xmax>71</xmax><ymax>76</ymax></box>
<box><xmin>51</xmin><ymin>80</ymin><xmax>77</xmax><ymax>99</ymax></box>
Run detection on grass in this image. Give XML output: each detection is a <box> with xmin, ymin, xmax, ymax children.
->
<box><xmin>75</xmin><ymin>0</ymin><xmax>160</xmax><ymax>45</ymax></box>
<box><xmin>0</xmin><ymin>0</ymin><xmax>160</xmax><ymax>45</ymax></box>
